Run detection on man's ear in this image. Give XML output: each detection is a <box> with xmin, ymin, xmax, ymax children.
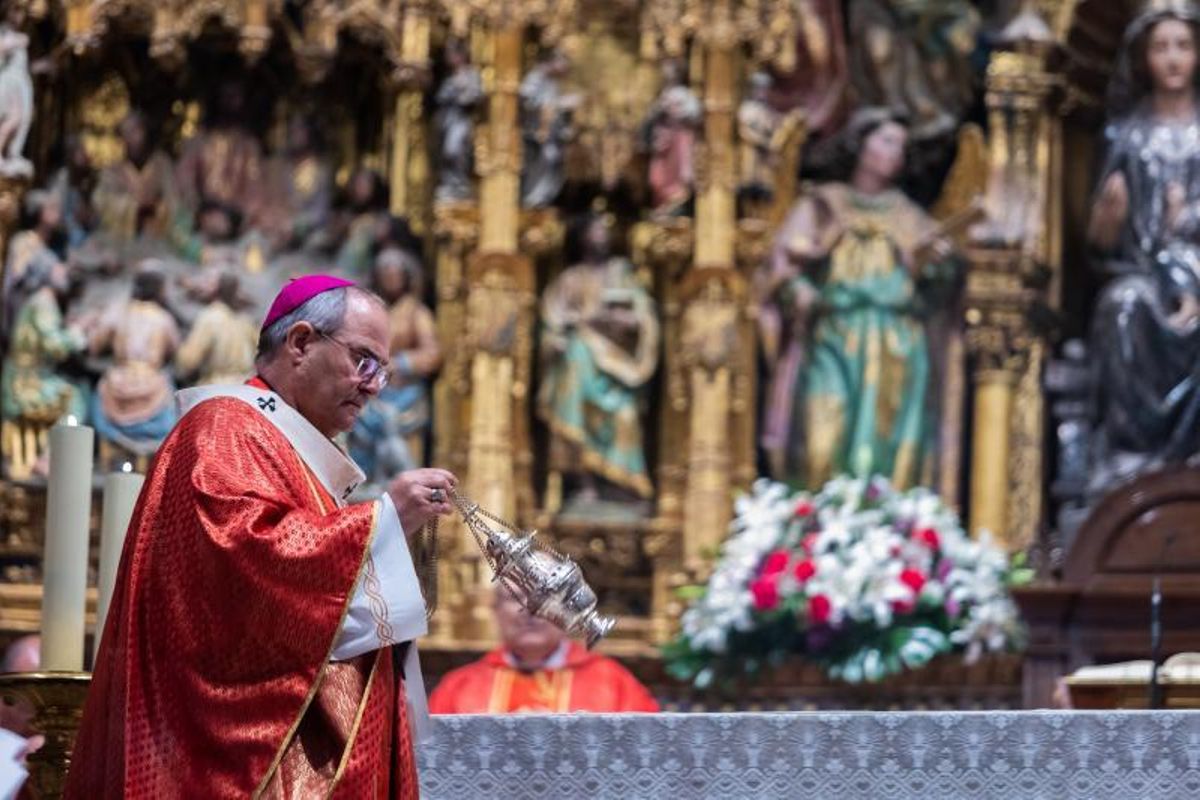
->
<box><xmin>284</xmin><ymin>322</ymin><xmax>316</xmax><ymax>363</ymax></box>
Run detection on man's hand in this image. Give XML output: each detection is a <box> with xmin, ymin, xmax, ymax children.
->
<box><xmin>386</xmin><ymin>468</ymin><xmax>458</xmax><ymax>537</ymax></box>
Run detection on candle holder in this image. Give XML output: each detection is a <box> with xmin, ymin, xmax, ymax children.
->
<box><xmin>0</xmin><ymin>671</ymin><xmax>90</xmax><ymax>800</ymax></box>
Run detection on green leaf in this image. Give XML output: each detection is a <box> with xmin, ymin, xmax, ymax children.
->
<box><xmin>1008</xmin><ymin>567</ymin><xmax>1035</xmax><ymax>587</ymax></box>
<box><xmin>673</xmin><ymin>585</ymin><xmax>708</xmax><ymax>601</ymax></box>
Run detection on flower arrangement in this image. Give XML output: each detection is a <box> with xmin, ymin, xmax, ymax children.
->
<box><xmin>664</xmin><ymin>477</ymin><xmax>1028</xmax><ymax>687</ymax></box>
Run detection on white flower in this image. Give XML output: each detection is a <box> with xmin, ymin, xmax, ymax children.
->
<box><xmin>677</xmin><ymin>476</ymin><xmax>1021</xmax><ymax>665</ymax></box>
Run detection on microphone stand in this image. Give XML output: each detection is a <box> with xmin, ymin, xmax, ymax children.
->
<box><xmin>1149</xmin><ymin>574</ymin><xmax>1163</xmax><ymax>709</ymax></box>
<box><xmin>1148</xmin><ymin>531</ymin><xmax>1176</xmax><ymax>710</ymax></box>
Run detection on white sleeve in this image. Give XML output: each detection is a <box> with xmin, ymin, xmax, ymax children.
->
<box><xmin>0</xmin><ymin>729</ymin><xmax>28</xmax><ymax>800</ymax></box>
<box><xmin>331</xmin><ymin>494</ymin><xmax>429</xmax><ymax>661</ymax></box>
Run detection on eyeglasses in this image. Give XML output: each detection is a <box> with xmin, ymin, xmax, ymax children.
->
<box><xmin>315</xmin><ymin>330</ymin><xmax>390</xmax><ymax>390</ymax></box>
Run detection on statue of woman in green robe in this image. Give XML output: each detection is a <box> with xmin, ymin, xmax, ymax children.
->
<box><xmin>1</xmin><ymin>256</ymin><xmax>87</xmax><ymax>430</ymax></box>
<box><xmin>538</xmin><ymin>213</ymin><xmax>659</xmax><ymax>512</ymax></box>
<box><xmin>759</xmin><ymin>108</ymin><xmax>957</xmax><ymax>489</ymax></box>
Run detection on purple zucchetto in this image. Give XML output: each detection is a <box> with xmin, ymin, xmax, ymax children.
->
<box><xmin>260</xmin><ymin>275</ymin><xmax>355</xmax><ymax>331</ymax></box>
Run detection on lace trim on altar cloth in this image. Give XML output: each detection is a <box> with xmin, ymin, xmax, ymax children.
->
<box><xmin>416</xmin><ymin>711</ymin><xmax>1200</xmax><ymax>800</ymax></box>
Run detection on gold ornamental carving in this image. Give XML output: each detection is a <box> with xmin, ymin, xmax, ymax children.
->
<box><xmin>963</xmin><ymin>245</ymin><xmax>1046</xmax><ymax>549</ymax></box>
<box><xmin>437</xmin><ymin>0</ymin><xmax>578</xmax><ymax>45</ymax></box>
<box><xmin>639</xmin><ymin>0</ymin><xmax>799</xmax><ymax>68</ymax></box>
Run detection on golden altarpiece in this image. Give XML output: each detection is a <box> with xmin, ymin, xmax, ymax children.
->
<box><xmin>0</xmin><ymin>0</ymin><xmax>1196</xmax><ymax>712</ymax></box>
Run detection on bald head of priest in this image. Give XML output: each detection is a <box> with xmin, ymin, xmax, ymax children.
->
<box><xmin>67</xmin><ymin>274</ymin><xmax>456</xmax><ymax>799</ymax></box>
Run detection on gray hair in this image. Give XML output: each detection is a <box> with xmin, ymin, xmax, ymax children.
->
<box><xmin>255</xmin><ymin>286</ymin><xmax>348</xmax><ymax>365</ymax></box>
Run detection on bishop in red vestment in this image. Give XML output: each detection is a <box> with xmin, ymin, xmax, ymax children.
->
<box><xmin>66</xmin><ymin>276</ymin><xmax>457</xmax><ymax>799</ymax></box>
<box><xmin>429</xmin><ymin>587</ymin><xmax>658</xmax><ymax>714</ymax></box>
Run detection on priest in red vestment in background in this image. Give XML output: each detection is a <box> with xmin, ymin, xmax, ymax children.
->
<box><xmin>66</xmin><ymin>275</ymin><xmax>457</xmax><ymax>799</ymax></box>
<box><xmin>430</xmin><ymin>586</ymin><xmax>659</xmax><ymax>714</ymax></box>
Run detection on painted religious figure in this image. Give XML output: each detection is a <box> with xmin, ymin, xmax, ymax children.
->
<box><xmin>1</xmin><ymin>257</ymin><xmax>86</xmax><ymax>435</ymax></box>
<box><xmin>644</xmin><ymin>60</ymin><xmax>702</xmax><ymax>215</ymax></box>
<box><xmin>2</xmin><ymin>190</ymin><xmax>66</xmax><ymax>334</ymax></box>
<box><xmin>846</xmin><ymin>0</ymin><xmax>980</xmax><ymax>143</ymax></box>
<box><xmin>433</xmin><ymin>39</ymin><xmax>483</xmax><ymax>204</ymax></box>
<box><xmin>538</xmin><ymin>213</ymin><xmax>659</xmax><ymax>511</ymax></box>
<box><xmin>760</xmin><ymin>108</ymin><xmax>956</xmax><ymax>490</ymax></box>
<box><xmin>264</xmin><ymin>115</ymin><xmax>333</xmax><ymax>252</ymax></box>
<box><xmin>174</xmin><ymin>271</ymin><xmax>258</xmax><ymax>387</ymax></box>
<box><xmin>738</xmin><ymin>72</ymin><xmax>782</xmax><ymax>203</ymax></box>
<box><xmin>766</xmin><ymin>0</ymin><xmax>848</xmax><ymax>134</ymax></box>
<box><xmin>348</xmin><ymin>246</ymin><xmax>442</xmax><ymax>484</ymax></box>
<box><xmin>88</xmin><ymin>264</ymin><xmax>181</xmax><ymax>462</ymax></box>
<box><xmin>519</xmin><ymin>50</ymin><xmax>580</xmax><ymax>209</ymax></box>
<box><xmin>334</xmin><ymin>168</ymin><xmax>394</xmax><ymax>279</ymax></box>
<box><xmin>175</xmin><ymin>80</ymin><xmax>267</xmax><ymax>230</ymax></box>
<box><xmin>0</xmin><ymin>21</ymin><xmax>32</xmax><ymax>178</ymax></box>
<box><xmin>1085</xmin><ymin>2</ymin><xmax>1200</xmax><ymax>492</ymax></box>
<box><xmin>92</xmin><ymin>110</ymin><xmax>178</xmax><ymax>245</ymax></box>
<box><xmin>47</xmin><ymin>136</ymin><xmax>97</xmax><ymax>250</ymax></box>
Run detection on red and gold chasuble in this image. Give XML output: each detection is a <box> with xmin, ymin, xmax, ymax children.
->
<box><xmin>66</xmin><ymin>379</ymin><xmax>418</xmax><ymax>799</ymax></box>
<box><xmin>429</xmin><ymin>642</ymin><xmax>660</xmax><ymax>714</ymax></box>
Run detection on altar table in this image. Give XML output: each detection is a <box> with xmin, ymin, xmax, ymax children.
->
<box><xmin>418</xmin><ymin>711</ymin><xmax>1200</xmax><ymax>799</ymax></box>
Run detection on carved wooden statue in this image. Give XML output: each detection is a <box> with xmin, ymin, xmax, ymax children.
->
<box><xmin>846</xmin><ymin>0</ymin><xmax>979</xmax><ymax>143</ymax></box>
<box><xmin>519</xmin><ymin>50</ymin><xmax>580</xmax><ymax>209</ymax></box>
<box><xmin>644</xmin><ymin>59</ymin><xmax>701</xmax><ymax>215</ymax></box>
<box><xmin>92</xmin><ymin>110</ymin><xmax>179</xmax><ymax>245</ymax></box>
<box><xmin>433</xmin><ymin>39</ymin><xmax>483</xmax><ymax>204</ymax></box>
<box><xmin>1085</xmin><ymin>2</ymin><xmax>1200</xmax><ymax>495</ymax></box>
<box><xmin>87</xmin><ymin>263</ymin><xmax>181</xmax><ymax>464</ymax></box>
<box><xmin>738</xmin><ymin>71</ymin><xmax>782</xmax><ymax>203</ymax></box>
<box><xmin>348</xmin><ymin>245</ymin><xmax>442</xmax><ymax>483</ymax></box>
<box><xmin>538</xmin><ymin>213</ymin><xmax>659</xmax><ymax>514</ymax></box>
<box><xmin>759</xmin><ymin>108</ymin><xmax>956</xmax><ymax>489</ymax></box>
<box><xmin>0</xmin><ymin>23</ymin><xmax>32</xmax><ymax>178</ymax></box>
<box><xmin>175</xmin><ymin>79</ymin><xmax>267</xmax><ymax>230</ymax></box>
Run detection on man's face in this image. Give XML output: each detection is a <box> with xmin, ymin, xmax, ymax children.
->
<box><xmin>295</xmin><ymin>292</ymin><xmax>389</xmax><ymax>437</ymax></box>
<box><xmin>494</xmin><ymin>589</ymin><xmax>564</xmax><ymax>663</ymax></box>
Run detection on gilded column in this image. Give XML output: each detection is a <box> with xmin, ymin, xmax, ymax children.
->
<box><xmin>963</xmin><ymin>246</ymin><xmax>1038</xmax><ymax>548</ymax></box>
<box><xmin>454</xmin><ymin>26</ymin><xmax>531</xmax><ymax>641</ymax></box>
<box><xmin>965</xmin><ymin>15</ymin><xmax>1059</xmax><ymax>550</ymax></box>
<box><xmin>477</xmin><ymin>28</ymin><xmax>522</xmax><ymax>255</ymax></box>
<box><xmin>465</xmin><ymin>26</ymin><xmax>525</xmax><ymax>518</ymax></box>
<box><xmin>388</xmin><ymin>3</ymin><xmax>433</xmax><ymax>232</ymax></box>
<box><xmin>681</xmin><ymin>7</ymin><xmax>740</xmax><ymax>571</ymax></box>
<box><xmin>969</xmin><ymin>368</ymin><xmax>1017</xmax><ymax>542</ymax></box>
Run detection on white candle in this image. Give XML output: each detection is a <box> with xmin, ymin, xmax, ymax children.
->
<box><xmin>40</xmin><ymin>418</ymin><xmax>95</xmax><ymax>672</ymax></box>
<box><xmin>96</xmin><ymin>462</ymin><xmax>143</xmax><ymax>650</ymax></box>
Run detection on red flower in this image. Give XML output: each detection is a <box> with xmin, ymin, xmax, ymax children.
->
<box><xmin>913</xmin><ymin>527</ymin><xmax>940</xmax><ymax>550</ymax></box>
<box><xmin>751</xmin><ymin>577</ymin><xmax>780</xmax><ymax>611</ymax></box>
<box><xmin>808</xmin><ymin>594</ymin><xmax>832</xmax><ymax>624</ymax></box>
<box><xmin>892</xmin><ymin>597</ymin><xmax>916</xmax><ymax>615</ymax></box>
<box><xmin>794</xmin><ymin>499</ymin><xmax>815</xmax><ymax>518</ymax></box>
<box><xmin>900</xmin><ymin>568</ymin><xmax>927</xmax><ymax>594</ymax></box>
<box><xmin>793</xmin><ymin>558</ymin><xmax>816</xmax><ymax>583</ymax></box>
<box><xmin>760</xmin><ymin>550</ymin><xmax>790</xmax><ymax>577</ymax></box>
